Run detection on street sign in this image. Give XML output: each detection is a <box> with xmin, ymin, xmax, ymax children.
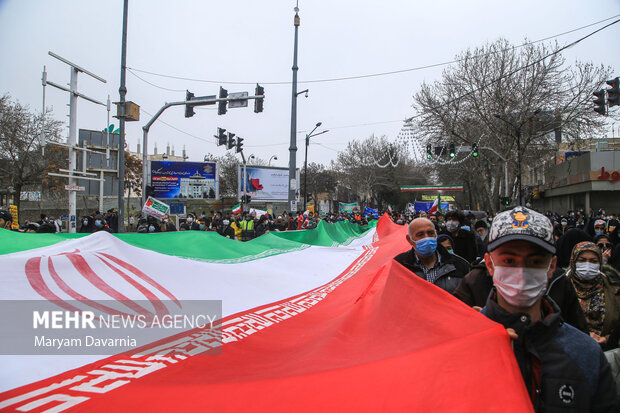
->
<box><xmin>60</xmin><ymin>214</ymin><xmax>69</xmax><ymax>221</ymax></box>
<box><xmin>64</xmin><ymin>185</ymin><xmax>85</xmax><ymax>191</ymax></box>
<box><xmin>290</xmin><ymin>201</ymin><xmax>297</xmax><ymax>212</ymax></box>
<box><xmin>229</xmin><ymin>92</ymin><xmax>249</xmax><ymax>108</ymax></box>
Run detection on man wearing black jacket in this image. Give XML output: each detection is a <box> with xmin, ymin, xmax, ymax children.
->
<box><xmin>441</xmin><ymin>210</ymin><xmax>479</xmax><ymax>263</ymax></box>
<box><xmin>480</xmin><ymin>206</ymin><xmax>617</xmax><ymax>412</ymax></box>
<box><xmin>394</xmin><ymin>217</ymin><xmax>470</xmax><ymax>294</ymax></box>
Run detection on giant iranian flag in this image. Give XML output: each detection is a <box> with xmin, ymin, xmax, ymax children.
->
<box><xmin>0</xmin><ymin>215</ymin><xmax>532</xmax><ymax>412</ymax></box>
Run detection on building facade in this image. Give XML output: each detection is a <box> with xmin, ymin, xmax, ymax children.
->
<box><xmin>531</xmin><ymin>150</ymin><xmax>620</xmax><ymax>213</ymax></box>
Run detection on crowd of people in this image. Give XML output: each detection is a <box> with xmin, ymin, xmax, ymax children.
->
<box><xmin>2</xmin><ymin>203</ymin><xmax>620</xmax><ymax>409</ymax></box>
<box><xmin>393</xmin><ymin>206</ymin><xmax>620</xmax><ymax>411</ymax></box>
<box><xmin>128</xmin><ymin>209</ymin><xmax>374</xmax><ymax>242</ymax></box>
<box><xmin>0</xmin><ymin>208</ymin><xmax>374</xmax><ymax>241</ymax></box>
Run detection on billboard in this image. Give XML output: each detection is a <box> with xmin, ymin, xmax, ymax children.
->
<box><xmin>150</xmin><ymin>161</ymin><xmax>219</xmax><ymax>199</ymax></box>
<box><xmin>237</xmin><ymin>166</ymin><xmax>299</xmax><ymax>201</ymax></box>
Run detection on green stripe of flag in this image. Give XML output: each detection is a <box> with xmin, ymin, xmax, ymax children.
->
<box><xmin>0</xmin><ymin>220</ymin><xmax>376</xmax><ymax>261</ymax></box>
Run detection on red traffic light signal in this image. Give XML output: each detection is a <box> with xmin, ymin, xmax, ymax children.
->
<box><xmin>607</xmin><ymin>77</ymin><xmax>619</xmax><ymax>107</ymax></box>
<box><xmin>593</xmin><ymin>89</ymin><xmax>606</xmax><ymax>116</ymax></box>
<box><xmin>227</xmin><ymin>132</ymin><xmax>236</xmax><ymax>150</ymax></box>
<box><xmin>216</xmin><ymin>128</ymin><xmax>227</xmax><ymax>146</ymax></box>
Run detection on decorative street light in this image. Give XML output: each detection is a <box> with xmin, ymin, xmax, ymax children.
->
<box><xmin>303</xmin><ymin>122</ymin><xmax>329</xmax><ymax>211</ymax></box>
<box><xmin>268</xmin><ymin>155</ymin><xmax>278</xmax><ymax>166</ymax></box>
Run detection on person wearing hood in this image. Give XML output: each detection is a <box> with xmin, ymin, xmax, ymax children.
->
<box><xmin>566</xmin><ymin>241</ymin><xmax>620</xmax><ymax>350</ymax></box>
<box><xmin>93</xmin><ymin>215</ymin><xmax>111</xmax><ymax>233</ymax></box>
<box><xmin>79</xmin><ymin>216</ymin><xmax>94</xmax><ymax>233</ymax></box>
<box><xmin>553</xmin><ymin>217</ymin><xmax>570</xmax><ymax>241</ymax></box>
<box><xmin>440</xmin><ymin>210</ymin><xmax>478</xmax><ymax>264</ymax></box>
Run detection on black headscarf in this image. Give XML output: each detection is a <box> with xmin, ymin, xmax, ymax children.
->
<box><xmin>555</xmin><ymin>228</ymin><xmax>592</xmax><ymax>269</ymax></box>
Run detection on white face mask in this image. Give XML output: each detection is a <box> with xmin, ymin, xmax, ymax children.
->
<box><xmin>445</xmin><ymin>221</ymin><xmax>460</xmax><ymax>232</ymax></box>
<box><xmin>575</xmin><ymin>262</ymin><xmax>600</xmax><ymax>280</ymax></box>
<box><xmin>491</xmin><ymin>259</ymin><xmax>550</xmax><ymax>308</ymax></box>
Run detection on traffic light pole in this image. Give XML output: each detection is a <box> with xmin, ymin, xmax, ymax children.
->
<box><xmin>140</xmin><ymin>95</ymin><xmax>258</xmax><ymax>211</ymax></box>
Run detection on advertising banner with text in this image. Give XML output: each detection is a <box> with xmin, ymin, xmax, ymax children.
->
<box><xmin>238</xmin><ymin>166</ymin><xmax>299</xmax><ymax>201</ymax></box>
<box><xmin>150</xmin><ymin>161</ymin><xmax>218</xmax><ymax>199</ymax></box>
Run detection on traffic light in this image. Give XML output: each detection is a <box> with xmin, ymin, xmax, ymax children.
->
<box><xmin>218</xmin><ymin>87</ymin><xmax>228</xmax><ymax>115</ymax></box>
<box><xmin>242</xmin><ymin>194</ymin><xmax>252</xmax><ymax>204</ymax></box>
<box><xmin>500</xmin><ymin>197</ymin><xmax>510</xmax><ymax>206</ymax></box>
<box><xmin>593</xmin><ymin>89</ymin><xmax>606</xmax><ymax>116</ymax></box>
<box><xmin>216</xmin><ymin>128</ymin><xmax>227</xmax><ymax>146</ymax></box>
<box><xmin>145</xmin><ymin>185</ymin><xmax>155</xmax><ymax>197</ymax></box>
<box><xmin>426</xmin><ymin>144</ymin><xmax>432</xmax><ymax>159</ymax></box>
<box><xmin>449</xmin><ymin>143</ymin><xmax>456</xmax><ymax>158</ymax></box>
<box><xmin>236</xmin><ymin>137</ymin><xmax>244</xmax><ymax>153</ymax></box>
<box><xmin>254</xmin><ymin>84</ymin><xmax>264</xmax><ymax>113</ymax></box>
<box><xmin>185</xmin><ymin>90</ymin><xmax>195</xmax><ymax>118</ymax></box>
<box><xmin>306</xmin><ymin>193</ymin><xmax>313</xmax><ymax>202</ymax></box>
<box><xmin>227</xmin><ymin>132</ymin><xmax>235</xmax><ymax>150</ymax></box>
<box><xmin>607</xmin><ymin>77</ymin><xmax>619</xmax><ymax>107</ymax></box>
<box><xmin>472</xmin><ymin>143</ymin><xmax>479</xmax><ymax>157</ymax></box>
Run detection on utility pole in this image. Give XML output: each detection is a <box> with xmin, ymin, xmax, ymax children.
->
<box><xmin>288</xmin><ymin>3</ymin><xmax>300</xmax><ymax>213</ymax></box>
<box><xmin>117</xmin><ymin>0</ymin><xmax>129</xmax><ymax>232</ymax></box>
<box><xmin>44</xmin><ymin>52</ymin><xmax>106</xmax><ymax>232</ymax></box>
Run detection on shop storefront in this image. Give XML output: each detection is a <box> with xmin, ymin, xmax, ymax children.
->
<box><xmin>533</xmin><ymin>151</ymin><xmax>620</xmax><ymax>213</ymax></box>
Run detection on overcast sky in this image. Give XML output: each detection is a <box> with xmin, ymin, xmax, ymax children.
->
<box><xmin>1</xmin><ymin>0</ymin><xmax>619</xmax><ymax>169</ymax></box>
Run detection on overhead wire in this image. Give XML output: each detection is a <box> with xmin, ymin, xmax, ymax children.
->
<box><xmin>132</xmin><ymin>16</ymin><xmax>620</xmax><ymax>160</ymax></box>
<box><xmin>127</xmin><ymin>14</ymin><xmax>619</xmax><ymax>86</ymax></box>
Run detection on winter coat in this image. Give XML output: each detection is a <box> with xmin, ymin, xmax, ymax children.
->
<box><xmin>482</xmin><ymin>294</ymin><xmax>618</xmax><ymax>412</ymax></box>
<box><xmin>394</xmin><ymin>244</ymin><xmax>471</xmax><ymax>294</ymax></box>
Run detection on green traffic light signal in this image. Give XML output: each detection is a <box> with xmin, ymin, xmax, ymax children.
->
<box><xmin>472</xmin><ymin>143</ymin><xmax>479</xmax><ymax>157</ymax></box>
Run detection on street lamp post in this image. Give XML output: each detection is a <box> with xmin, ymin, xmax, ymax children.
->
<box><xmin>288</xmin><ymin>5</ymin><xmax>301</xmax><ymax>213</ymax></box>
<box><xmin>303</xmin><ymin>122</ymin><xmax>328</xmax><ymax>211</ymax></box>
<box><xmin>268</xmin><ymin>155</ymin><xmax>278</xmax><ymax>166</ymax></box>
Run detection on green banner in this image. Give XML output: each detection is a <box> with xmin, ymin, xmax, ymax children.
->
<box><xmin>338</xmin><ymin>202</ymin><xmax>360</xmax><ymax>213</ymax></box>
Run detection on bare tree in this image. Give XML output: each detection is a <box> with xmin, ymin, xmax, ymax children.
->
<box><xmin>0</xmin><ymin>95</ymin><xmax>63</xmax><ymax>210</ymax></box>
<box><xmin>333</xmin><ymin>134</ymin><xmax>428</xmax><ymax>208</ymax></box>
<box><xmin>412</xmin><ymin>38</ymin><xmax>611</xmax><ymax>212</ymax></box>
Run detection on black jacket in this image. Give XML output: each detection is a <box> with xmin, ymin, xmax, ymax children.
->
<box><xmin>440</xmin><ymin>228</ymin><xmax>479</xmax><ymax>263</ymax></box>
<box><xmin>394</xmin><ymin>244</ymin><xmax>471</xmax><ymax>293</ymax></box>
<box><xmin>482</xmin><ymin>294</ymin><xmax>618</xmax><ymax>412</ymax></box>
<box><xmin>453</xmin><ymin>264</ymin><xmax>589</xmax><ymax>334</ymax></box>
